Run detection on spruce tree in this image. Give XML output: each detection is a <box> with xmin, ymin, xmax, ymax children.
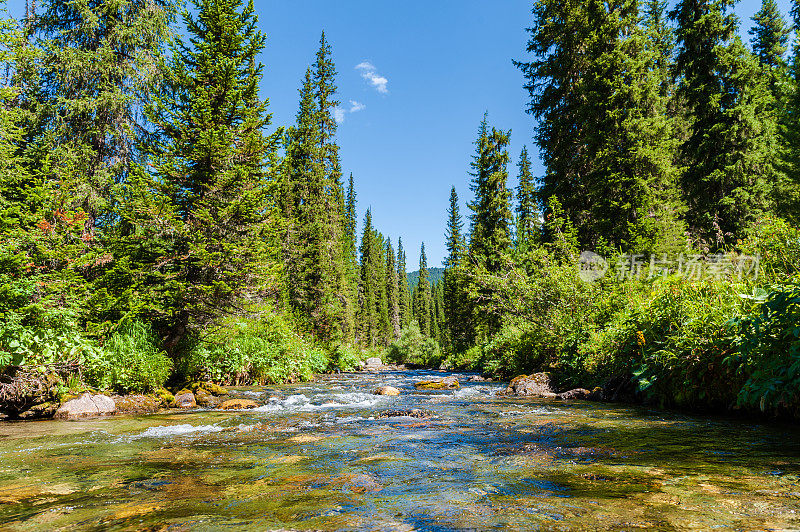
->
<box><xmin>467</xmin><ymin>114</ymin><xmax>512</xmax><ymax>272</ymax></box>
<box><xmin>778</xmin><ymin>0</ymin><xmax>800</xmax><ymax>221</ymax></box>
<box><xmin>413</xmin><ymin>243</ymin><xmax>431</xmax><ymax>336</ymax></box>
<box><xmin>385</xmin><ymin>238</ymin><xmax>401</xmax><ymax>340</ymax></box>
<box><xmin>442</xmin><ymin>186</ymin><xmax>471</xmax><ymax>353</ymax></box>
<box><xmin>396</xmin><ymin>238</ymin><xmax>412</xmax><ymax>328</ymax></box>
<box><xmin>750</xmin><ymin>0</ymin><xmax>790</xmax><ymax>71</ymax></box>
<box><xmin>35</xmin><ymin>0</ymin><xmax>174</xmax><ymax>232</ymax></box>
<box><xmin>125</xmin><ymin>0</ymin><xmax>274</xmax><ymax>351</ymax></box>
<box><xmin>515</xmin><ymin>146</ymin><xmax>537</xmax><ymax>248</ymax></box>
<box><xmin>673</xmin><ymin>0</ymin><xmax>778</xmax><ymax>239</ymax></box>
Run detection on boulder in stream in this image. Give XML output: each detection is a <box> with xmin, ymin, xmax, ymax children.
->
<box><xmin>373</xmin><ymin>386</ymin><xmax>401</xmax><ymax>396</ymax></box>
<box><xmin>55</xmin><ymin>393</ymin><xmax>116</xmax><ymax>419</ymax></box>
<box><xmin>174</xmin><ymin>391</ymin><xmax>197</xmax><ymax>409</ymax></box>
<box><xmin>220</xmin><ymin>398</ymin><xmax>258</xmax><ymax>410</ymax></box>
<box><xmin>364</xmin><ymin>357</ymin><xmax>384</xmax><ymax>369</ymax></box>
<box><xmin>506</xmin><ymin>373</ymin><xmax>556</xmax><ymax>397</ymax></box>
<box><xmin>414</xmin><ymin>376</ymin><xmax>460</xmax><ymax>390</ymax></box>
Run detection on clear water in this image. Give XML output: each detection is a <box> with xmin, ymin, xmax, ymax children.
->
<box><xmin>1</xmin><ymin>369</ymin><xmax>799</xmax><ymax>530</ymax></box>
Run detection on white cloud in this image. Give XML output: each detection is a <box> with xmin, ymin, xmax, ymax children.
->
<box><xmin>356</xmin><ymin>61</ymin><xmax>388</xmax><ymax>94</ymax></box>
<box><xmin>333</xmin><ymin>106</ymin><xmax>346</xmax><ymax>124</ymax></box>
<box><xmin>333</xmin><ymin>100</ymin><xmax>365</xmax><ymax>124</ymax></box>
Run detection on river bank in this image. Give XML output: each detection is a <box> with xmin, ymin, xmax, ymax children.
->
<box><xmin>1</xmin><ymin>368</ymin><xmax>800</xmax><ymax>530</ymax></box>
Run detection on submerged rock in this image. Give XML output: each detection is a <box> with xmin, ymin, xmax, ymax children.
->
<box><xmin>506</xmin><ymin>373</ymin><xmax>556</xmax><ymax>397</ymax></box>
<box><xmin>55</xmin><ymin>393</ymin><xmax>116</xmax><ymax>419</ymax></box>
<box><xmin>220</xmin><ymin>398</ymin><xmax>258</xmax><ymax>410</ymax></box>
<box><xmin>414</xmin><ymin>376</ymin><xmax>460</xmax><ymax>390</ymax></box>
<box><xmin>373</xmin><ymin>386</ymin><xmax>401</xmax><ymax>396</ymax></box>
<box><xmin>378</xmin><ymin>408</ymin><xmax>431</xmax><ymax>419</ymax></box>
<box><xmin>174</xmin><ymin>391</ymin><xmax>197</xmax><ymax>409</ymax></box>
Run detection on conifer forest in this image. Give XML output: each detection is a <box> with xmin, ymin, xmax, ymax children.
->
<box><xmin>3</xmin><ymin>0</ymin><xmax>800</xmax><ymax>418</ymax></box>
<box><xmin>3</xmin><ymin>0</ymin><xmax>800</xmax><ymax>527</ymax></box>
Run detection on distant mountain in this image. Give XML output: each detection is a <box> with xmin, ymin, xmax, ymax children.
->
<box><xmin>406</xmin><ymin>267</ymin><xmax>445</xmax><ymax>288</ymax></box>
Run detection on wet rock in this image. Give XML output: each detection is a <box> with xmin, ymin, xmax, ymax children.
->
<box><xmin>468</xmin><ymin>375</ymin><xmax>486</xmax><ymax>382</ymax></box>
<box><xmin>378</xmin><ymin>408</ymin><xmax>431</xmax><ymax>419</ymax></box>
<box><xmin>113</xmin><ymin>395</ymin><xmax>162</xmax><ymax>414</ymax></box>
<box><xmin>194</xmin><ymin>388</ymin><xmax>219</xmax><ymax>407</ymax></box>
<box><xmin>364</xmin><ymin>357</ymin><xmax>384</xmax><ymax>369</ymax></box>
<box><xmin>506</xmin><ymin>373</ymin><xmax>556</xmax><ymax>397</ymax></box>
<box><xmin>17</xmin><ymin>401</ymin><xmax>59</xmax><ymax>420</ymax></box>
<box><xmin>190</xmin><ymin>381</ymin><xmax>228</xmax><ymax>396</ymax></box>
<box><xmin>414</xmin><ymin>376</ymin><xmax>460</xmax><ymax>390</ymax></box>
<box><xmin>220</xmin><ymin>398</ymin><xmax>258</xmax><ymax>410</ymax></box>
<box><xmin>55</xmin><ymin>393</ymin><xmax>116</xmax><ymax>419</ymax></box>
<box><xmin>373</xmin><ymin>386</ymin><xmax>401</xmax><ymax>396</ymax></box>
<box><xmin>556</xmin><ymin>388</ymin><xmax>592</xmax><ymax>401</ymax></box>
<box><xmin>174</xmin><ymin>391</ymin><xmax>196</xmax><ymax>409</ymax></box>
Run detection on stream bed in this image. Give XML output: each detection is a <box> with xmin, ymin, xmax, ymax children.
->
<box><xmin>1</xmin><ymin>369</ymin><xmax>800</xmax><ymax>530</ymax></box>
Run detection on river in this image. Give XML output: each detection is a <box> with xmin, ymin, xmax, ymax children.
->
<box><xmin>1</xmin><ymin>369</ymin><xmax>799</xmax><ymax>530</ymax></box>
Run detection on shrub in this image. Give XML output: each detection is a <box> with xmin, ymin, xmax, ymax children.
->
<box><xmin>83</xmin><ymin>320</ymin><xmax>172</xmax><ymax>393</ymax></box>
<box><xmin>731</xmin><ymin>279</ymin><xmax>800</xmax><ymax>413</ymax></box>
<box><xmin>386</xmin><ymin>322</ymin><xmax>441</xmax><ymax>366</ymax></box>
<box><xmin>179</xmin><ymin>309</ymin><xmax>330</xmax><ymax>385</ymax></box>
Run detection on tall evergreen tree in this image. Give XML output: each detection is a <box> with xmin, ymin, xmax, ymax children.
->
<box><xmin>36</xmin><ymin>0</ymin><xmax>174</xmax><ymax>232</ymax></box>
<box><xmin>467</xmin><ymin>114</ymin><xmax>512</xmax><ymax>272</ymax></box>
<box><xmin>750</xmin><ymin>0</ymin><xmax>790</xmax><ymax>71</ymax></box>
<box><xmin>124</xmin><ymin>0</ymin><xmax>274</xmax><ymax>351</ymax></box>
<box><xmin>385</xmin><ymin>238</ymin><xmax>401</xmax><ymax>340</ymax></box>
<box><xmin>442</xmin><ymin>186</ymin><xmax>471</xmax><ymax>353</ymax></box>
<box><xmin>396</xmin><ymin>238</ymin><xmax>412</xmax><ymax>328</ymax></box>
<box><xmin>672</xmin><ymin>0</ymin><xmax>778</xmax><ymax>239</ymax></box>
<box><xmin>515</xmin><ymin>146</ymin><xmax>537</xmax><ymax>247</ymax></box>
<box><xmin>778</xmin><ymin>0</ymin><xmax>800</xmax><ymax>221</ymax></box>
<box><xmin>413</xmin><ymin>242</ymin><xmax>431</xmax><ymax>336</ymax></box>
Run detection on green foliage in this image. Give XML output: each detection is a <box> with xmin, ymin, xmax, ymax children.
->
<box><xmin>83</xmin><ymin>321</ymin><xmax>171</xmax><ymax>394</ymax></box>
<box><xmin>732</xmin><ymin>280</ymin><xmax>800</xmax><ymax>413</ymax></box>
<box><xmin>386</xmin><ymin>322</ymin><xmax>441</xmax><ymax>366</ymax></box>
<box><xmin>0</xmin><ymin>307</ymin><xmax>100</xmax><ymax>371</ymax></box>
<box><xmin>179</xmin><ymin>310</ymin><xmax>329</xmax><ymax>385</ymax></box>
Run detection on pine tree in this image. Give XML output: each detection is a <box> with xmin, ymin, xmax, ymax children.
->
<box><xmin>750</xmin><ymin>0</ymin><xmax>790</xmax><ymax>71</ymax></box>
<box><xmin>385</xmin><ymin>238</ymin><xmax>401</xmax><ymax>340</ymax></box>
<box><xmin>673</xmin><ymin>0</ymin><xmax>778</xmax><ymax>240</ymax></box>
<box><xmin>413</xmin><ymin>243</ymin><xmax>431</xmax><ymax>336</ymax></box>
<box><xmin>124</xmin><ymin>0</ymin><xmax>274</xmax><ymax>351</ymax></box>
<box><xmin>396</xmin><ymin>238</ymin><xmax>412</xmax><ymax>327</ymax></box>
<box><xmin>778</xmin><ymin>0</ymin><xmax>800</xmax><ymax>221</ymax></box>
<box><xmin>442</xmin><ymin>186</ymin><xmax>472</xmax><ymax>352</ymax></box>
<box><xmin>35</xmin><ymin>0</ymin><xmax>174</xmax><ymax>232</ymax></box>
<box><xmin>357</xmin><ymin>209</ymin><xmax>378</xmax><ymax>346</ymax></box>
<box><xmin>515</xmin><ymin>146</ymin><xmax>537</xmax><ymax>248</ymax></box>
<box><xmin>468</xmin><ymin>114</ymin><xmax>512</xmax><ymax>272</ymax></box>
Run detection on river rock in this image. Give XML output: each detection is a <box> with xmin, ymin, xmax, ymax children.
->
<box><xmin>194</xmin><ymin>388</ymin><xmax>220</xmax><ymax>407</ymax></box>
<box><xmin>113</xmin><ymin>395</ymin><xmax>162</xmax><ymax>414</ymax></box>
<box><xmin>414</xmin><ymin>376</ymin><xmax>460</xmax><ymax>390</ymax></box>
<box><xmin>556</xmin><ymin>388</ymin><xmax>592</xmax><ymax>401</ymax></box>
<box><xmin>506</xmin><ymin>373</ymin><xmax>556</xmax><ymax>397</ymax></box>
<box><xmin>190</xmin><ymin>381</ymin><xmax>228</xmax><ymax>396</ymax></box>
<box><xmin>373</xmin><ymin>386</ymin><xmax>401</xmax><ymax>396</ymax></box>
<box><xmin>174</xmin><ymin>391</ymin><xmax>196</xmax><ymax>409</ymax></box>
<box><xmin>378</xmin><ymin>408</ymin><xmax>431</xmax><ymax>419</ymax></box>
<box><xmin>55</xmin><ymin>393</ymin><xmax>116</xmax><ymax>419</ymax></box>
<box><xmin>364</xmin><ymin>357</ymin><xmax>384</xmax><ymax>368</ymax></box>
<box><xmin>220</xmin><ymin>398</ymin><xmax>258</xmax><ymax>410</ymax></box>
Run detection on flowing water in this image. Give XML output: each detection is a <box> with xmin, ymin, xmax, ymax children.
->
<box><xmin>1</xmin><ymin>369</ymin><xmax>800</xmax><ymax>531</ymax></box>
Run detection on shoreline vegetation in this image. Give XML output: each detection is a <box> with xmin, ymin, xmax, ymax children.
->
<box><xmin>2</xmin><ymin>0</ymin><xmax>800</xmax><ymax>423</ymax></box>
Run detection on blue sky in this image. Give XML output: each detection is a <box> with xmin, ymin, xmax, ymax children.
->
<box><xmin>4</xmin><ymin>0</ymin><xmax>789</xmax><ymax>269</ymax></box>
